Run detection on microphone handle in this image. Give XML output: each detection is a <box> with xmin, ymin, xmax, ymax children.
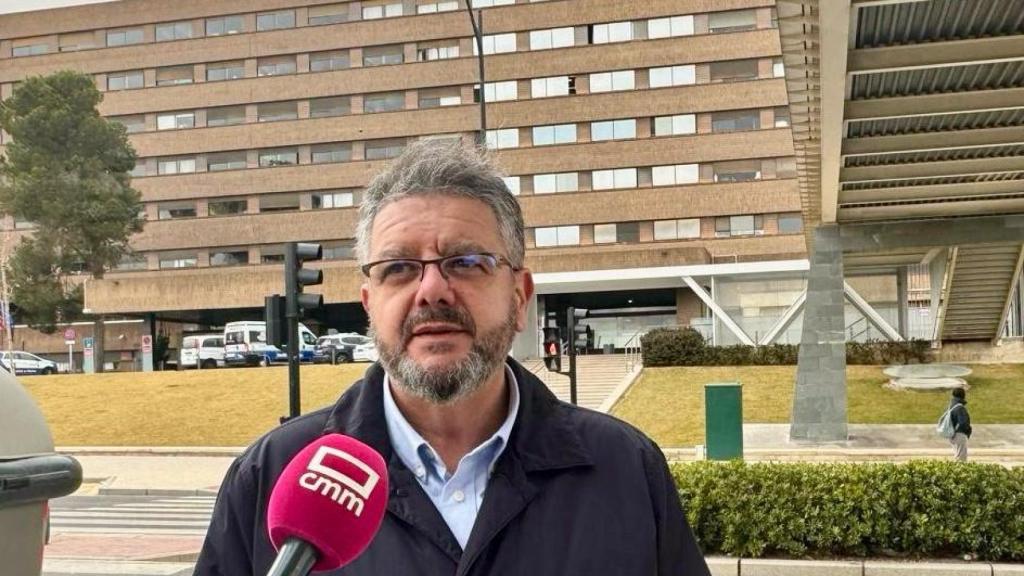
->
<box><xmin>266</xmin><ymin>537</ymin><xmax>319</xmax><ymax>576</ymax></box>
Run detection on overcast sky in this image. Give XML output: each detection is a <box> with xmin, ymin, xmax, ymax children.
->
<box><xmin>0</xmin><ymin>0</ymin><xmax>118</xmax><ymax>15</ymax></box>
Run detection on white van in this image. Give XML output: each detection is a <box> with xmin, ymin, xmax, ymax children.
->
<box><xmin>223</xmin><ymin>321</ymin><xmax>317</xmax><ymax>367</ymax></box>
<box><xmin>179</xmin><ymin>333</ymin><xmax>225</xmax><ymax>369</ymax></box>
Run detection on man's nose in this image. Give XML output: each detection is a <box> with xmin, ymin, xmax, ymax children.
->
<box><xmin>415</xmin><ymin>260</ymin><xmax>455</xmax><ymax>306</ymax></box>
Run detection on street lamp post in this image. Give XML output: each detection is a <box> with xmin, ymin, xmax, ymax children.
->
<box><xmin>465</xmin><ymin>4</ymin><xmax>487</xmax><ymax>145</ymax></box>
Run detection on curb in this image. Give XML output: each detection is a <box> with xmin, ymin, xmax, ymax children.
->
<box><xmin>58</xmin><ymin>446</ymin><xmax>245</xmax><ymax>457</ymax></box>
<box><xmin>706</xmin><ymin>557</ymin><xmax>1024</xmax><ymax>575</ymax></box>
<box><xmin>96</xmin><ymin>487</ymin><xmax>219</xmax><ymax>496</ymax></box>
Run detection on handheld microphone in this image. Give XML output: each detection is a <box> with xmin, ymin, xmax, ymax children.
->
<box><xmin>266</xmin><ymin>434</ymin><xmax>389</xmax><ymax>576</ymax></box>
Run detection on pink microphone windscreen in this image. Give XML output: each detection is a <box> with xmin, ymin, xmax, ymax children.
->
<box><xmin>267</xmin><ymin>434</ymin><xmax>389</xmax><ymax>572</ymax></box>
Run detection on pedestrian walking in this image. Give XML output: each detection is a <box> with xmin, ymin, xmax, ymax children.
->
<box><xmin>948</xmin><ymin>388</ymin><xmax>972</xmax><ymax>462</ymax></box>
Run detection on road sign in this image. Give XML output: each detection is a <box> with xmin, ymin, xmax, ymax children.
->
<box><xmin>63</xmin><ymin>328</ymin><xmax>76</xmax><ymax>341</ymax></box>
<box><xmin>141</xmin><ymin>335</ymin><xmax>153</xmax><ymax>372</ymax></box>
<box><xmin>141</xmin><ymin>335</ymin><xmax>152</xmax><ymax>353</ymax></box>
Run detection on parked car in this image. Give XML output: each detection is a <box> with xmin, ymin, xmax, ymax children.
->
<box><xmin>0</xmin><ymin>365</ymin><xmax>82</xmax><ymax>575</ymax></box>
<box><xmin>0</xmin><ymin>351</ymin><xmax>59</xmax><ymax>376</ymax></box>
<box><xmin>312</xmin><ymin>333</ymin><xmax>372</xmax><ymax>364</ymax></box>
<box><xmin>179</xmin><ymin>333</ymin><xmax>225</xmax><ymax>369</ymax></box>
<box><xmin>352</xmin><ymin>340</ymin><xmax>379</xmax><ymax>363</ymax></box>
<box><xmin>223</xmin><ymin>321</ymin><xmax>317</xmax><ymax>367</ymax></box>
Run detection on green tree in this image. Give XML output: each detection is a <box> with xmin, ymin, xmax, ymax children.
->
<box><xmin>0</xmin><ymin>71</ymin><xmax>143</xmax><ymax>371</ymax></box>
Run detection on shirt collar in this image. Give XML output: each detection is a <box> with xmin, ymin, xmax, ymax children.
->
<box><xmin>383</xmin><ymin>365</ymin><xmax>520</xmax><ymax>480</ymax></box>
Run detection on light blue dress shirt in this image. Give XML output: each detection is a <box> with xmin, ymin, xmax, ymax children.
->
<box><xmin>383</xmin><ymin>367</ymin><xmax>520</xmax><ymax>549</ymax></box>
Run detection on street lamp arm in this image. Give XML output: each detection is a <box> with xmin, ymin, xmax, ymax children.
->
<box><xmin>464</xmin><ymin>5</ymin><xmax>487</xmax><ymax>145</ymax></box>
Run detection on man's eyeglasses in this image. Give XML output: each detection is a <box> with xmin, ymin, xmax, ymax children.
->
<box><xmin>361</xmin><ymin>253</ymin><xmax>520</xmax><ymax>287</ymax></box>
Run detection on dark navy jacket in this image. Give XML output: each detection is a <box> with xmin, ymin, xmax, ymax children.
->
<box><xmin>194</xmin><ymin>359</ymin><xmax>711</xmax><ymax>576</ymax></box>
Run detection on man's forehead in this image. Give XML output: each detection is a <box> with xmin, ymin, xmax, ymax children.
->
<box><xmin>369</xmin><ymin>195</ymin><xmax>502</xmax><ymax>256</ymax></box>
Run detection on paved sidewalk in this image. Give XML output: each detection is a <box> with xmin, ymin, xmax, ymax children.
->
<box><xmin>67</xmin><ymin>452</ymin><xmax>237</xmax><ymax>495</ymax></box>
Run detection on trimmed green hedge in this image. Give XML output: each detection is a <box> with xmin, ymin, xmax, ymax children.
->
<box><xmin>641</xmin><ymin>327</ymin><xmax>930</xmax><ymax>366</ymax></box>
<box><xmin>672</xmin><ymin>461</ymin><xmax>1024</xmax><ymax>561</ymax></box>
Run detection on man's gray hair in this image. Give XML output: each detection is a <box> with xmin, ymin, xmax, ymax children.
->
<box><xmin>355</xmin><ymin>139</ymin><xmax>525</xmax><ymax>266</ymax></box>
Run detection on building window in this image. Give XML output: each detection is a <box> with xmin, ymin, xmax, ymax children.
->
<box><xmin>156</xmin><ymin>65</ymin><xmax>194</xmax><ymax>86</ymax></box>
<box><xmin>311</xmin><ymin>143</ymin><xmax>353</xmax><ymax>164</ymax></box>
<box><xmin>419</xmin><ymin>88</ymin><xmax>461</xmax><ymax>108</ymax></box>
<box><xmin>648</xmin><ymin>15</ymin><xmax>694</xmax><ymax>39</ymax></box>
<box><xmin>310</xmin><ymin>96</ymin><xmax>351</xmax><ymax>118</ymax></box>
<box><xmin>363</xmin><ymin>45</ymin><xmax>404</xmax><ymax>66</ymax></box>
<box><xmin>364</xmin><ymin>92</ymin><xmax>405</xmax><ymax>113</ymax></box>
<box><xmin>362</xmin><ymin>2</ymin><xmax>403</xmax><ymax>19</ymax></box>
<box><xmin>12</xmin><ymin>43</ymin><xmax>49</xmax><ymax>57</ymax></box>
<box><xmin>106</xmin><ymin>28</ymin><xmax>144</xmax><ymax>47</ymax></box>
<box><xmin>59</xmin><ymin>32</ymin><xmax>94</xmax><ymax>52</ymax></box>
<box><xmin>469</xmin><ymin>0</ymin><xmax>515</xmax><ymax>6</ymax></box>
<box><xmin>534</xmin><ymin>225</ymin><xmax>580</xmax><ymax>247</ymax></box>
<box><xmin>773</xmin><ymin>57</ymin><xmax>786</xmax><ymax>78</ymax></box>
<box><xmin>532</xmin><ymin>124</ymin><xmax>576</xmax><ymax>146</ymax></box>
<box><xmin>309</xmin><ymin>4</ymin><xmax>350</xmax><ymax>25</ymax></box>
<box><xmin>591</xmin><ymin>21</ymin><xmax>632</xmax><ymax>44</ymax></box>
<box><xmin>475</xmin><ymin>81</ymin><xmax>518</xmax><ymax>102</ymax></box>
<box><xmin>257</xmin><ymin>102</ymin><xmax>298</xmax><ymax>122</ymax></box>
<box><xmin>716</xmin><ymin>214</ymin><xmax>764</xmax><ymax>237</ymax></box>
<box><xmin>207</xmin><ymin>61</ymin><xmax>245</xmax><ymax>82</ymax></box>
<box><xmin>310</xmin><ymin>50</ymin><xmax>350</xmax><ymax>72</ymax></box>
<box><xmin>713</xmin><ymin>160</ymin><xmax>762</xmax><ymax>183</ymax></box>
<box><xmin>206</xmin><ymin>15</ymin><xmax>244</xmax><ymax>36</ymax></box>
<box><xmin>708</xmin><ymin>9</ymin><xmax>758</xmax><ymax>33</ymax></box>
<box><xmin>589</xmin><ymin>70</ymin><xmax>634</xmax><ymax>93</ymax></box>
<box><xmin>591</xmin><ymin>119</ymin><xmax>636</xmax><ymax>141</ymax></box>
<box><xmin>529</xmin><ymin>27</ymin><xmax>574</xmax><ymax>50</ymax></box>
<box><xmin>502</xmin><ymin>176</ymin><xmax>521</xmax><ymax>195</ymax></box>
<box><xmin>110</xmin><ymin>115</ymin><xmax>145</xmax><ymax>134</ymax></box>
<box><xmin>211</xmin><ymin>250</ymin><xmax>250</xmax><ymax>267</ymax></box>
<box><xmin>158</xmin><ymin>201</ymin><xmax>196</xmax><ymax>220</ymax></box>
<box><xmin>257</xmin><ymin>10</ymin><xmax>295</xmax><ymax>31</ymax></box>
<box><xmin>774</xmin><ymin>106</ymin><xmax>791</xmax><ymax>128</ymax></box>
<box><xmin>533</xmin><ymin>172</ymin><xmax>579</xmax><ymax>194</ymax></box>
<box><xmin>649</xmin><ymin>65</ymin><xmax>695</xmax><ymax>88</ymax></box>
<box><xmin>531</xmin><ymin>76</ymin><xmax>575</xmax><ymax>98</ymax></box>
<box><xmin>156</xmin><ymin>112</ymin><xmax>195</xmax><ymax>131</ymax></box>
<box><xmin>260</xmin><ymin>193</ymin><xmax>300</xmax><ymax>212</ymax></box>
<box><xmin>259</xmin><ymin>149</ymin><xmax>298</xmax><ymax>167</ymax></box>
<box><xmin>115</xmin><ymin>253</ymin><xmax>148</xmax><ymax>271</ymax></box>
<box><xmin>653</xmin><ymin>114</ymin><xmax>696</xmax><ymax>136</ymax></box>
<box><xmin>594</xmin><ymin>222</ymin><xmax>639</xmax><ymax>244</ymax></box>
<box><xmin>207</xmin><ymin>105</ymin><xmax>246</xmax><ymax>127</ymax></box>
<box><xmin>365</xmin><ymin>138</ymin><xmax>406</xmax><ymax>160</ymax></box>
<box><xmin>157</xmin><ymin>156</ymin><xmax>197</xmax><ymax>175</ymax></box>
<box><xmin>322</xmin><ymin>241</ymin><xmax>356</xmax><ymax>260</ymax></box>
<box><xmin>130</xmin><ymin>163</ymin><xmax>147</xmax><ymax>177</ymax></box>
<box><xmin>159</xmin><ymin>251</ymin><xmax>198</xmax><ymax>269</ymax></box>
<box><xmin>712</xmin><ymin>109</ymin><xmax>761</xmax><ymax>133</ymax></box>
<box><xmin>777</xmin><ymin>157</ymin><xmax>798</xmax><ymax>179</ymax></box>
<box><xmin>417</xmin><ymin>1</ymin><xmax>459</xmax><ymax>13</ymax></box>
<box><xmin>654</xmin><ymin>218</ymin><xmax>701</xmax><ymax>240</ymax></box>
<box><xmin>475</xmin><ymin>33</ymin><xmax>516</xmax><ymax>55</ymax></box>
<box><xmin>257</xmin><ymin>57</ymin><xmax>297</xmax><ymax>77</ymax></box>
<box><xmin>208</xmin><ymin>198</ymin><xmax>247</xmax><ymax>215</ymax></box>
<box><xmin>652</xmin><ymin>164</ymin><xmax>699</xmax><ymax>186</ymax></box>
<box><xmin>592</xmin><ymin>168</ymin><xmax>637</xmax><ymax>190</ymax></box>
<box><xmin>312</xmin><ymin>190</ymin><xmax>355</xmax><ymax>209</ymax></box>
<box><xmin>261</xmin><ymin>245</ymin><xmax>286</xmax><ymax>264</ymax></box>
<box><xmin>778</xmin><ymin>213</ymin><xmax>803</xmax><ymax>234</ymax></box>
<box><xmin>485</xmin><ymin>129</ymin><xmax>519</xmax><ymax>150</ymax></box>
<box><xmin>710</xmin><ymin>59</ymin><xmax>760</xmax><ymax>83</ymax></box>
<box><xmin>107</xmin><ymin>71</ymin><xmax>144</xmax><ymax>91</ymax></box>
<box><xmin>207</xmin><ymin>151</ymin><xmax>247</xmax><ymax>172</ymax></box>
<box><xmin>418</xmin><ymin>43</ymin><xmax>459</xmax><ymax>61</ymax></box>
<box><xmin>156</xmin><ymin>21</ymin><xmax>193</xmax><ymax>41</ymax></box>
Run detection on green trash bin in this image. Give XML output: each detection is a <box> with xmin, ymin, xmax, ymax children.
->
<box><xmin>705</xmin><ymin>382</ymin><xmax>743</xmax><ymax>460</ymax></box>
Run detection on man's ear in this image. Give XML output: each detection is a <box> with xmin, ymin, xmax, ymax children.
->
<box><xmin>360</xmin><ymin>283</ymin><xmax>371</xmax><ymax>312</ymax></box>
<box><xmin>514</xmin><ymin>269</ymin><xmax>535</xmax><ymax>332</ymax></box>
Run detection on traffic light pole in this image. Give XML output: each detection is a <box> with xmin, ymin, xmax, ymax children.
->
<box><xmin>284</xmin><ymin>243</ymin><xmax>301</xmax><ymax>421</ymax></box>
<box><xmin>567</xmin><ymin>307</ymin><xmax>578</xmax><ymax>406</ymax></box>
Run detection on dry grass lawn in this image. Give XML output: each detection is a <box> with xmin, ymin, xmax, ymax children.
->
<box><xmin>611</xmin><ymin>364</ymin><xmax>1024</xmax><ymax>447</ymax></box>
<box><xmin>22</xmin><ymin>364</ymin><xmax>371</xmax><ymax>446</ymax></box>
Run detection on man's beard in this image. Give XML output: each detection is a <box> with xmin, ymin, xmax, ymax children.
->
<box><xmin>375</xmin><ymin>303</ymin><xmax>518</xmax><ymax>404</ymax></box>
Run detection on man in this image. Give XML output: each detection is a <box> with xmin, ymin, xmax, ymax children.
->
<box><xmin>949</xmin><ymin>387</ymin><xmax>972</xmax><ymax>462</ymax></box>
<box><xmin>194</xmin><ymin>140</ymin><xmax>711</xmax><ymax>575</ymax></box>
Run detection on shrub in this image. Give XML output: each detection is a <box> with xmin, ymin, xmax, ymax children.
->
<box><xmin>641</xmin><ymin>327</ymin><xmax>929</xmax><ymax>366</ymax></box>
<box><xmin>673</xmin><ymin>461</ymin><xmax>1024</xmax><ymax>561</ymax></box>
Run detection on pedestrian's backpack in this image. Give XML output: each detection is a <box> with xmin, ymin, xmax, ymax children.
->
<box><xmin>936</xmin><ymin>405</ymin><xmax>956</xmax><ymax>438</ymax></box>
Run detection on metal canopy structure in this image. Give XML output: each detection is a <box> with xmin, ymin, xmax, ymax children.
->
<box><xmin>777</xmin><ymin>0</ymin><xmax>1024</xmax><ymax>342</ymax></box>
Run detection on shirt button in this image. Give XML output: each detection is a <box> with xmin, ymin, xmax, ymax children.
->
<box><xmin>452</xmin><ymin>490</ymin><xmax>466</xmax><ymax>503</ymax></box>
<box><xmin>415</xmin><ymin>466</ymin><xmax>426</xmax><ymax>478</ymax></box>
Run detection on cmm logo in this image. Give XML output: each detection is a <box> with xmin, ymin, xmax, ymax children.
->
<box><xmin>299</xmin><ymin>446</ymin><xmax>381</xmax><ymax>517</ymax></box>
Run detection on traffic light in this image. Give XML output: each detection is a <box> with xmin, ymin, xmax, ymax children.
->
<box><xmin>542</xmin><ymin>326</ymin><xmax>561</xmax><ymax>372</ymax></box>
<box><xmin>285</xmin><ymin>242</ymin><xmax>324</xmax><ymax>316</ymax></box>
<box><xmin>264</xmin><ymin>294</ymin><xmax>285</xmax><ymax>348</ymax></box>
<box><xmin>568</xmin><ymin>307</ymin><xmax>589</xmax><ymax>352</ymax></box>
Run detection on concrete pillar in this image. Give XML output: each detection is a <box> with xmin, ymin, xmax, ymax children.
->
<box><xmin>512</xmin><ymin>295</ymin><xmax>539</xmax><ymax>361</ymax></box>
<box><xmin>929</xmin><ymin>249</ymin><xmax>948</xmax><ymax>342</ymax></box>
<box><xmin>790</xmin><ymin>225</ymin><xmax>848</xmax><ymax>442</ymax></box>
<box><xmin>896</xmin><ymin>266</ymin><xmax>909</xmax><ymax>338</ymax></box>
<box><xmin>676</xmin><ymin>288</ymin><xmax>703</xmax><ymax>327</ymax></box>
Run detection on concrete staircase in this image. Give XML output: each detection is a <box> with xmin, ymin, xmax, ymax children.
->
<box><xmin>942</xmin><ymin>242</ymin><xmax>1024</xmax><ymax>341</ymax></box>
<box><xmin>519</xmin><ymin>353</ymin><xmax>640</xmax><ymax>412</ymax></box>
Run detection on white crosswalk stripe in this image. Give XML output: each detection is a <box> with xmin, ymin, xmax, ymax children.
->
<box><xmin>49</xmin><ymin>496</ymin><xmax>215</xmax><ymax>536</ymax></box>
